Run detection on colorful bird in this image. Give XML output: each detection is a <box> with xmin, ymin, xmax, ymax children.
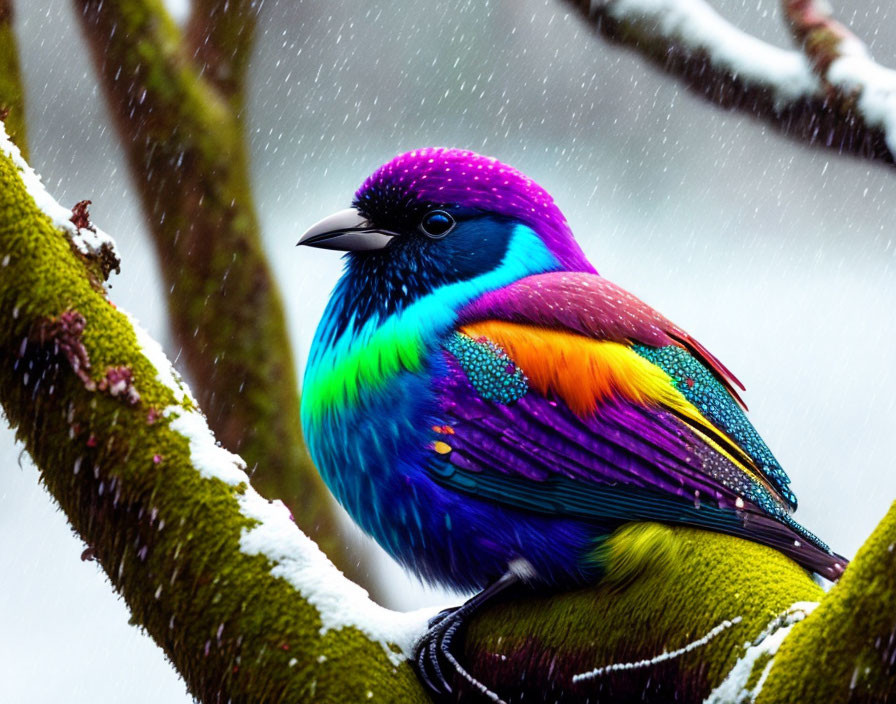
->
<box><xmin>298</xmin><ymin>148</ymin><xmax>845</xmax><ymax>699</ymax></box>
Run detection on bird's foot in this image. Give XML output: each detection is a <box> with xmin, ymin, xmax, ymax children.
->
<box><xmin>412</xmin><ymin>565</ymin><xmax>531</xmax><ymax>703</ymax></box>
<box><xmin>413</xmin><ymin>603</ymin><xmax>507</xmax><ymax>704</ymax></box>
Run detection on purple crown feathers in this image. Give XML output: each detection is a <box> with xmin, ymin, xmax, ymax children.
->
<box><xmin>356</xmin><ymin>148</ymin><xmax>595</xmax><ymax>273</ymax></box>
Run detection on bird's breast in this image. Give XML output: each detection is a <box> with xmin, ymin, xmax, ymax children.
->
<box><xmin>301</xmin><ymin>315</ymin><xmax>447</xmax><ymax>557</ymax></box>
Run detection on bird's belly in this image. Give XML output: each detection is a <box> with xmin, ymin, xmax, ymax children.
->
<box><xmin>304</xmin><ymin>367</ymin><xmax>600</xmax><ymax>591</ymax></box>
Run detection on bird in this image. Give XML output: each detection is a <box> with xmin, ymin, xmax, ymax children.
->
<box><xmin>297</xmin><ymin>148</ymin><xmax>845</xmax><ymax>700</ymax></box>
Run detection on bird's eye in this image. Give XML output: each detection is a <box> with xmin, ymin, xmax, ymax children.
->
<box><xmin>419</xmin><ymin>210</ymin><xmax>455</xmax><ymax>239</ymax></box>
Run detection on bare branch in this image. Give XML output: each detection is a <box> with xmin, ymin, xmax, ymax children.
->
<box><xmin>563</xmin><ymin>0</ymin><xmax>895</xmax><ymax>165</ymax></box>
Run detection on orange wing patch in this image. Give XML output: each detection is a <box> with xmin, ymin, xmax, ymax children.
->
<box><xmin>458</xmin><ymin>321</ymin><xmax>771</xmax><ymax>488</ymax></box>
<box><xmin>460</xmin><ymin>321</ymin><xmax>689</xmax><ymax>417</ymax></box>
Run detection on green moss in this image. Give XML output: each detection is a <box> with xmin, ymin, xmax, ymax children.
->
<box><xmin>744</xmin><ymin>651</ymin><xmax>774</xmax><ymax>692</ymax></box>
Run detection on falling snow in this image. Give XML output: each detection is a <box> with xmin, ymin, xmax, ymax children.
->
<box><xmin>3</xmin><ymin>0</ymin><xmax>896</xmax><ymax>701</ymax></box>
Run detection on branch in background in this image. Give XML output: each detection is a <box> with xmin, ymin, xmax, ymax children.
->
<box><xmin>563</xmin><ymin>0</ymin><xmax>896</xmax><ymax>165</ymax></box>
<box><xmin>71</xmin><ymin>0</ymin><xmax>376</xmax><ymax>593</ymax></box>
<box><xmin>1</xmin><ymin>122</ymin><xmax>894</xmax><ymax>702</ymax></box>
<box><xmin>185</xmin><ymin>0</ymin><xmax>260</xmax><ymax>110</ymax></box>
<box><xmin>779</xmin><ymin>0</ymin><xmax>896</xmax><ymax>161</ymax></box>
<box><xmin>0</xmin><ymin>0</ymin><xmax>29</xmax><ymax>158</ymax></box>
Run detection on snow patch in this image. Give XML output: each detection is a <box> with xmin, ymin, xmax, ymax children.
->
<box><xmin>166</xmin><ymin>408</ymin><xmax>250</xmax><ymax>486</ymax></box>
<box><xmin>123</xmin><ymin>310</ymin><xmax>195</xmax><ymax>406</ymax></box>
<box><xmin>703</xmin><ymin>601</ymin><xmax>818</xmax><ymax>703</ymax></box>
<box><xmin>239</xmin><ymin>492</ymin><xmax>435</xmax><ymax>662</ymax></box>
<box><xmin>0</xmin><ymin>121</ymin><xmax>118</xmax><ymax>257</ymax></box>
<box><xmin>607</xmin><ymin>0</ymin><xmax>820</xmax><ymax>101</ymax></box>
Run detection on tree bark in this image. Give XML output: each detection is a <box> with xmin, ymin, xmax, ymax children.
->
<box><xmin>2</xmin><ymin>124</ymin><xmax>894</xmax><ymax>703</ymax></box>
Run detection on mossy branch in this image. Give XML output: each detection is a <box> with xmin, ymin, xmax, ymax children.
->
<box><xmin>465</xmin><ymin>510</ymin><xmax>895</xmax><ymax>702</ymax></box>
<box><xmin>757</xmin><ymin>502</ymin><xmax>896</xmax><ymax>703</ymax></box>
<box><xmin>1</xmin><ymin>127</ymin><xmax>895</xmax><ymax>702</ymax></box>
<box><xmin>0</xmin><ymin>0</ymin><xmax>29</xmax><ymax>159</ymax></box>
<box><xmin>69</xmin><ymin>0</ymin><xmax>373</xmax><ymax>591</ymax></box>
<box><xmin>0</xmin><ymin>126</ymin><xmax>428</xmax><ymax>704</ymax></box>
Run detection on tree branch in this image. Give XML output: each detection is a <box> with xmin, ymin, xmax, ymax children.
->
<box><xmin>0</xmin><ymin>0</ymin><xmax>29</xmax><ymax>159</ymax></box>
<box><xmin>70</xmin><ymin>0</ymin><xmax>374</xmax><ymax>592</ymax></box>
<box><xmin>1</xmin><ymin>123</ymin><xmax>894</xmax><ymax>702</ymax></box>
<box><xmin>757</xmin><ymin>501</ymin><xmax>896</xmax><ymax>702</ymax></box>
<box><xmin>0</xmin><ymin>123</ymin><xmax>429</xmax><ymax>703</ymax></box>
<box><xmin>562</xmin><ymin>0</ymin><xmax>896</xmax><ymax>165</ymax></box>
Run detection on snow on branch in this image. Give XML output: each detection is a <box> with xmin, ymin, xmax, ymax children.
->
<box><xmin>782</xmin><ymin>0</ymin><xmax>896</xmax><ymax>156</ymax></box>
<box><xmin>782</xmin><ymin>0</ymin><xmax>866</xmax><ymax>76</ymax></box>
<box><xmin>566</xmin><ymin>0</ymin><xmax>896</xmax><ymax>164</ymax></box>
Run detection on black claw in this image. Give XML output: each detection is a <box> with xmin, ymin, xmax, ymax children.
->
<box><xmin>414</xmin><ymin>639</ymin><xmax>439</xmax><ymax>694</ymax></box>
<box><xmin>427</xmin><ymin>635</ymin><xmax>451</xmax><ymax>694</ymax></box>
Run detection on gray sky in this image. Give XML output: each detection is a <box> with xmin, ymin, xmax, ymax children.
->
<box><xmin>3</xmin><ymin>0</ymin><xmax>896</xmax><ymax>701</ymax></box>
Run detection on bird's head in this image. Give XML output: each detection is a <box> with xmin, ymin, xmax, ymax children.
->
<box><xmin>299</xmin><ymin>148</ymin><xmax>594</xmax><ymax>320</ymax></box>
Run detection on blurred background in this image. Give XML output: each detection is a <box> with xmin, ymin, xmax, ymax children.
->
<box><xmin>2</xmin><ymin>0</ymin><xmax>895</xmax><ymax>700</ymax></box>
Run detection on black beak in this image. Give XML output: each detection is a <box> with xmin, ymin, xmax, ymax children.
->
<box><xmin>297</xmin><ymin>208</ymin><xmax>398</xmax><ymax>251</ymax></box>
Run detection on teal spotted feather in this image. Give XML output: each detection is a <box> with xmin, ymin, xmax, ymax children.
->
<box><xmin>633</xmin><ymin>344</ymin><xmax>797</xmax><ymax>509</ymax></box>
<box><xmin>444</xmin><ymin>333</ymin><xmax>529</xmax><ymax>404</ymax></box>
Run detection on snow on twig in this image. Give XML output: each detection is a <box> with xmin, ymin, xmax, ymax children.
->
<box><xmin>781</xmin><ymin>0</ymin><xmax>896</xmax><ymax>156</ymax></box>
<box><xmin>603</xmin><ymin>0</ymin><xmax>819</xmax><ymax>100</ymax></box>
